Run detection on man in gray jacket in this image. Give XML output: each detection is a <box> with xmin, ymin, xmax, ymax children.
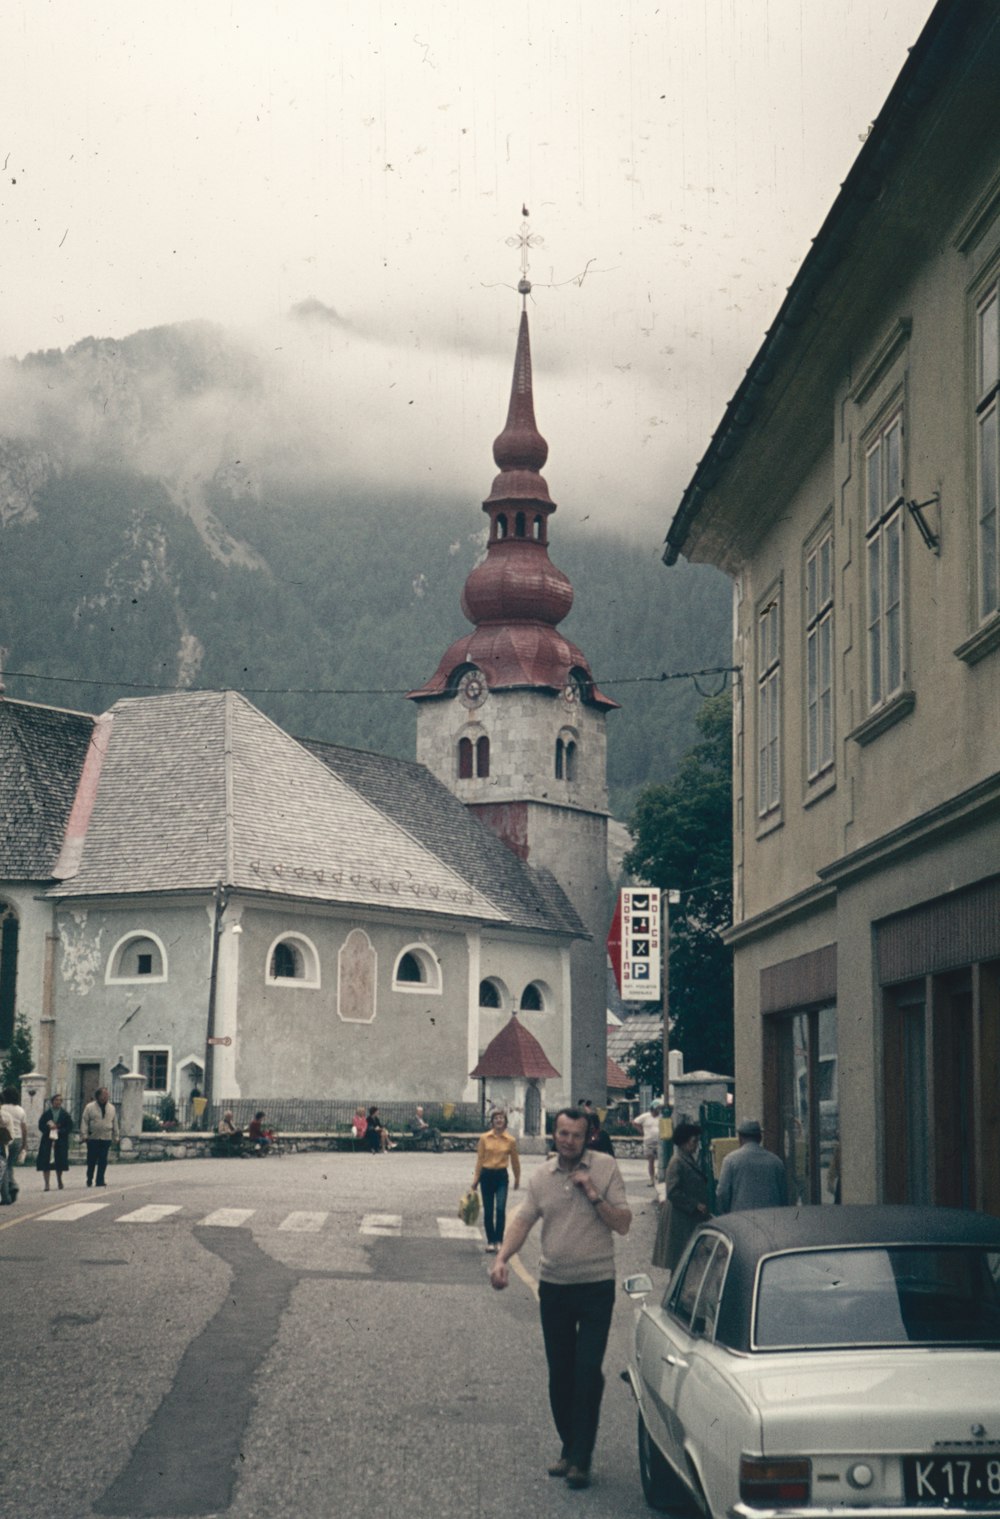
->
<box><xmin>80</xmin><ymin>1087</ymin><xmax>119</xmax><ymax>1188</ymax></box>
<box><xmin>716</xmin><ymin>1118</ymin><xmax>787</xmax><ymax>1212</ymax></box>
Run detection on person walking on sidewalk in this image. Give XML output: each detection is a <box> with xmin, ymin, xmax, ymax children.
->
<box><xmin>472</xmin><ymin>1108</ymin><xmax>521</xmax><ymax>1253</ymax></box>
<box><xmin>490</xmin><ymin>1107</ymin><xmax>631</xmax><ymax>1490</ymax></box>
<box><xmin>0</xmin><ymin>1085</ymin><xmax>27</xmax><ymax>1204</ymax></box>
<box><xmin>80</xmin><ymin>1087</ymin><xmax>119</xmax><ymax>1187</ymax></box>
<box><xmin>36</xmin><ymin>1094</ymin><xmax>73</xmax><ymax>1191</ymax></box>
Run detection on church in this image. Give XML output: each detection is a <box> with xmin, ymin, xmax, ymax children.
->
<box><xmin>0</xmin><ymin>295</ymin><xmax>617</xmax><ymax>1126</ymax></box>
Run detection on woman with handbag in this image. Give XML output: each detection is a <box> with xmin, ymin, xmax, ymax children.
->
<box><xmin>472</xmin><ymin>1108</ymin><xmax>521</xmax><ymax>1254</ymax></box>
<box><xmin>36</xmin><ymin>1093</ymin><xmax>73</xmax><ymax>1191</ymax></box>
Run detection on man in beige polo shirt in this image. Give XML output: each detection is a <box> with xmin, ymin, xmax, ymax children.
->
<box><xmin>490</xmin><ymin>1106</ymin><xmax>631</xmax><ymax>1490</ymax></box>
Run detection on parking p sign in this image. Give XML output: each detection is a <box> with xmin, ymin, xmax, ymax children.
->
<box><xmin>620</xmin><ymin>887</ymin><xmax>661</xmax><ymax>1001</ymax></box>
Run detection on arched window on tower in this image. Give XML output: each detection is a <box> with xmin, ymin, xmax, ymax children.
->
<box><xmin>534</xmin><ymin>515</ymin><xmax>543</xmax><ymax>540</ymax></box>
<box><xmin>515</xmin><ymin>511</ymin><xmax>526</xmax><ymax>538</ymax></box>
<box><xmin>458</xmin><ymin>737</ymin><xmax>473</xmax><ymax>779</ymax></box>
<box><xmin>565</xmin><ymin>740</ymin><xmax>578</xmax><ymax>782</ymax></box>
<box><xmin>476</xmin><ymin>735</ymin><xmax>490</xmax><ymax>777</ymax></box>
<box><xmin>496</xmin><ymin>514</ymin><xmax>508</xmax><ymax>540</ymax></box>
<box><xmin>555</xmin><ymin>738</ymin><xmax>564</xmax><ymax>779</ymax></box>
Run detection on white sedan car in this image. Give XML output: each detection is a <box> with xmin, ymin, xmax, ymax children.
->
<box><xmin>624</xmin><ymin>1205</ymin><xmax>1000</xmax><ymax>1517</ymax></box>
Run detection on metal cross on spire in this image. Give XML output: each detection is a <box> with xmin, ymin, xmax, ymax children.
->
<box><xmin>506</xmin><ymin>207</ymin><xmax>544</xmax><ymax>306</ymax></box>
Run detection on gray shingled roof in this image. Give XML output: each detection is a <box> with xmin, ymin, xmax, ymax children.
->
<box><xmin>299</xmin><ymin>737</ymin><xmax>588</xmax><ymax>940</ymax></box>
<box><xmin>0</xmin><ymin>698</ymin><xmax>94</xmax><ymax>878</ymax></box>
<box><xmin>50</xmin><ymin>692</ymin><xmax>503</xmax><ymax>921</ymax></box>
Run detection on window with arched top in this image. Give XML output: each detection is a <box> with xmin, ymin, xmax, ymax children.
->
<box><xmin>107</xmin><ymin>931</ymin><xmax>168</xmax><ymax>984</ymax></box>
<box><xmin>476</xmin><ymin>735</ymin><xmax>490</xmax><ymax>777</ymax></box>
<box><xmin>479</xmin><ymin>978</ymin><xmax>502</xmax><ymax>1008</ymax></box>
<box><xmin>520</xmin><ymin>981</ymin><xmax>546</xmax><ymax>1012</ymax></box>
<box><xmin>393</xmin><ymin>944</ymin><xmax>442</xmax><ymax>994</ymax></box>
<box><xmin>515</xmin><ymin>511</ymin><xmax>526</xmax><ymax>537</ymax></box>
<box><xmin>458</xmin><ymin>737</ymin><xmax>473</xmax><ymax>778</ymax></box>
<box><xmin>496</xmin><ymin>514</ymin><xmax>508</xmax><ymax>540</ymax></box>
<box><xmin>265</xmin><ymin>933</ymin><xmax>320</xmax><ymax>988</ymax></box>
<box><xmin>555</xmin><ymin>738</ymin><xmax>564</xmax><ymax>779</ymax></box>
<box><xmin>0</xmin><ymin>901</ymin><xmax>19</xmax><ymax>1048</ymax></box>
<box><xmin>565</xmin><ymin>740</ymin><xmax>578</xmax><ymax>782</ymax></box>
<box><xmin>534</xmin><ymin>515</ymin><xmax>543</xmax><ymax>540</ymax></box>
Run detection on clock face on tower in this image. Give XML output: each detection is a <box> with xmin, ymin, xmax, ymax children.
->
<box><xmin>458</xmin><ymin>670</ymin><xmax>487</xmax><ymax>709</ymax></box>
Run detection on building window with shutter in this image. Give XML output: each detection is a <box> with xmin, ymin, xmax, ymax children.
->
<box><xmin>757</xmin><ymin>592</ymin><xmax>781</xmax><ymax>820</ymax></box>
<box><xmin>864</xmin><ymin>411</ymin><xmax>905</xmax><ymax>709</ymax></box>
<box><xmin>805</xmin><ymin>530</ymin><xmax>834</xmax><ymax>781</ymax></box>
<box><xmin>976</xmin><ymin>282</ymin><xmax>999</xmax><ymax>621</ymax></box>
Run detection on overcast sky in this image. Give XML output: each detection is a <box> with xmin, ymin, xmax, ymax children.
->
<box><xmin>2</xmin><ymin>0</ymin><xmax>937</xmax><ymax>539</ymax></box>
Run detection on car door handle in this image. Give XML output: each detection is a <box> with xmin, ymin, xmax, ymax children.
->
<box><xmin>661</xmin><ymin>1353</ymin><xmax>688</xmax><ymax>1368</ymax></box>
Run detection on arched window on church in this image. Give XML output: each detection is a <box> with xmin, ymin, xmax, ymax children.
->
<box><xmin>496</xmin><ymin>514</ymin><xmax>508</xmax><ymax>540</ymax></box>
<box><xmin>458</xmin><ymin>737</ymin><xmax>473</xmax><ymax>779</ymax></box>
<box><xmin>479</xmin><ymin>979</ymin><xmax>501</xmax><ymax>1008</ymax></box>
<box><xmin>515</xmin><ymin>511</ymin><xmax>526</xmax><ymax>537</ymax></box>
<box><xmin>476</xmin><ymin>735</ymin><xmax>490</xmax><ymax>778</ymax></box>
<box><xmin>0</xmin><ymin>902</ymin><xmax>19</xmax><ymax>1050</ymax></box>
<box><xmin>565</xmin><ymin>740</ymin><xmax>578</xmax><ymax>782</ymax></box>
<box><xmin>555</xmin><ymin>738</ymin><xmax>564</xmax><ymax>779</ymax></box>
<box><xmin>520</xmin><ymin>982</ymin><xmax>545</xmax><ymax>1012</ymax></box>
<box><xmin>534</xmin><ymin>514</ymin><xmax>543</xmax><ymax>540</ymax></box>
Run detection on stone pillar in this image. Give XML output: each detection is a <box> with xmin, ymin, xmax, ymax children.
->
<box><xmin>120</xmin><ymin>1073</ymin><xmax>146</xmax><ymax>1142</ymax></box>
<box><xmin>20</xmin><ymin>1070</ymin><xmax>47</xmax><ymax>1153</ymax></box>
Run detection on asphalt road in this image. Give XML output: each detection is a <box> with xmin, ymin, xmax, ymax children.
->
<box><xmin>1</xmin><ymin>1147</ymin><xmax>666</xmax><ymax>1519</ymax></box>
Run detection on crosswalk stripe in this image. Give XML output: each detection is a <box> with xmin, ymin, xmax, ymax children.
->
<box><xmin>199</xmin><ymin>1207</ymin><xmax>255</xmax><ymax>1228</ymax></box>
<box><xmin>278</xmin><ymin>1211</ymin><xmax>328</xmax><ymax>1232</ymax></box>
<box><xmin>360</xmin><ymin>1212</ymin><xmax>402</xmax><ymax>1236</ymax></box>
<box><xmin>436</xmin><ymin>1216</ymin><xmax>483</xmax><ymax>1241</ymax></box>
<box><xmin>40</xmin><ymin>1202</ymin><xmax>109</xmax><ymax>1222</ymax></box>
<box><xmin>117</xmin><ymin>1205</ymin><xmax>184</xmax><ymax>1223</ymax></box>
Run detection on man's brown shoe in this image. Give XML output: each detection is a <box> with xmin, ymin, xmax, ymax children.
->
<box><xmin>566</xmin><ymin>1465</ymin><xmax>591</xmax><ymax>1489</ymax></box>
<box><xmin>547</xmin><ymin>1458</ymin><xmax>571</xmax><ymax>1478</ymax></box>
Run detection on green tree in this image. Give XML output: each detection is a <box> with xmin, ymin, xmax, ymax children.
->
<box><xmin>624</xmin><ymin>690</ymin><xmax>734</xmax><ymax>1077</ymax></box>
<box><xmin>0</xmin><ymin>1013</ymin><xmax>33</xmax><ymax>1091</ymax></box>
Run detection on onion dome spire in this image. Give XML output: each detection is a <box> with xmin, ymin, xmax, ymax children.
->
<box><xmin>408</xmin><ymin>224</ymin><xmax>616</xmax><ymax>710</ymax></box>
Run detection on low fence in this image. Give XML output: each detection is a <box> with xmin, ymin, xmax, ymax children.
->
<box><xmin>141</xmin><ymin>1096</ymin><xmax>484</xmax><ymax>1135</ymax></box>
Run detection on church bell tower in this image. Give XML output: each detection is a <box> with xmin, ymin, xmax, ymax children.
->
<box><xmin>409</xmin><ymin>269</ymin><xmax>617</xmax><ymax>1103</ymax></box>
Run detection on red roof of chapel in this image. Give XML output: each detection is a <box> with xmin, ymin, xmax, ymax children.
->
<box><xmin>470</xmin><ymin>1013</ymin><xmax>560</xmax><ymax>1080</ymax></box>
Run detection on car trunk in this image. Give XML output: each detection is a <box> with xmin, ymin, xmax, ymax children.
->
<box><xmin>731</xmin><ymin>1348</ymin><xmax>1000</xmax><ymax>1454</ymax></box>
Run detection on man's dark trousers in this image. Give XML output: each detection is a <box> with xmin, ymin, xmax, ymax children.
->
<box><xmin>538</xmin><ymin>1278</ymin><xmax>615</xmax><ymax>1470</ymax></box>
<box><xmin>86</xmin><ymin>1139</ymin><xmax>112</xmax><ymax>1186</ymax></box>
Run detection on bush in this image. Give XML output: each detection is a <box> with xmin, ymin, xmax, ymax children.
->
<box><xmin>159</xmin><ymin>1094</ymin><xmax>177</xmax><ymax>1124</ymax></box>
<box><xmin>142</xmin><ymin>1113</ymin><xmax>163</xmax><ymax>1132</ymax></box>
<box><xmin>0</xmin><ymin>1013</ymin><xmax>33</xmax><ymax>1091</ymax></box>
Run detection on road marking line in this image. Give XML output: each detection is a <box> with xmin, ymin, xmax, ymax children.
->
<box><xmin>199</xmin><ymin>1208</ymin><xmax>255</xmax><ymax>1228</ymax></box>
<box><xmin>40</xmin><ymin>1202</ymin><xmax>109</xmax><ymax>1222</ymax></box>
<box><xmin>436</xmin><ymin>1216</ymin><xmax>483</xmax><ymax>1241</ymax></box>
<box><xmin>510</xmin><ymin>1253</ymin><xmax>540</xmax><ymax>1301</ymax></box>
<box><xmin>117</xmin><ymin>1204</ymin><xmax>184</xmax><ymax>1223</ymax></box>
<box><xmin>279</xmin><ymin>1211</ymin><xmax>328</xmax><ymax>1232</ymax></box>
<box><xmin>360</xmin><ymin>1212</ymin><xmax>402</xmax><ymax>1235</ymax></box>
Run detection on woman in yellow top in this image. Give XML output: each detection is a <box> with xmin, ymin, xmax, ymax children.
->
<box><xmin>473</xmin><ymin>1109</ymin><xmax>522</xmax><ymax>1253</ymax></box>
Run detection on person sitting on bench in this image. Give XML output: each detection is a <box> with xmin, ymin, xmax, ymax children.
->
<box><xmin>408</xmin><ymin>1105</ymin><xmax>443</xmax><ymax>1152</ymax></box>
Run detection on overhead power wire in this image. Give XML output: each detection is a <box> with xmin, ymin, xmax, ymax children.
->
<box><xmin>1</xmin><ymin>664</ymin><xmax>740</xmax><ymax>698</ymax></box>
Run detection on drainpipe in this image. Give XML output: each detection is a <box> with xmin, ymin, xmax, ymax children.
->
<box><xmin>203</xmin><ymin>882</ymin><xmax>229</xmax><ymax>1107</ymax></box>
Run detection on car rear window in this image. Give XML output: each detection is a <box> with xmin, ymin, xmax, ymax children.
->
<box><xmin>754</xmin><ymin>1245</ymin><xmax>1000</xmax><ymax>1349</ymax></box>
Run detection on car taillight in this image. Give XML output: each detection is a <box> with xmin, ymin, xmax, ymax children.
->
<box><xmin>740</xmin><ymin>1457</ymin><xmax>811</xmax><ymax>1506</ymax></box>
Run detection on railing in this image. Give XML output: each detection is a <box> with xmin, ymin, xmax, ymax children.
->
<box><xmin>141</xmin><ymin>1095</ymin><xmax>484</xmax><ymax>1134</ymax></box>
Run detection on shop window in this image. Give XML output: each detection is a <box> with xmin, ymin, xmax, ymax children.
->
<box><xmin>766</xmin><ymin>1005</ymin><xmax>839</xmax><ymax>1204</ymax></box>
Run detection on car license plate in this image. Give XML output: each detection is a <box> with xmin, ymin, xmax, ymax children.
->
<box><xmin>904</xmin><ymin>1457</ymin><xmax>1000</xmax><ymax>1505</ymax></box>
